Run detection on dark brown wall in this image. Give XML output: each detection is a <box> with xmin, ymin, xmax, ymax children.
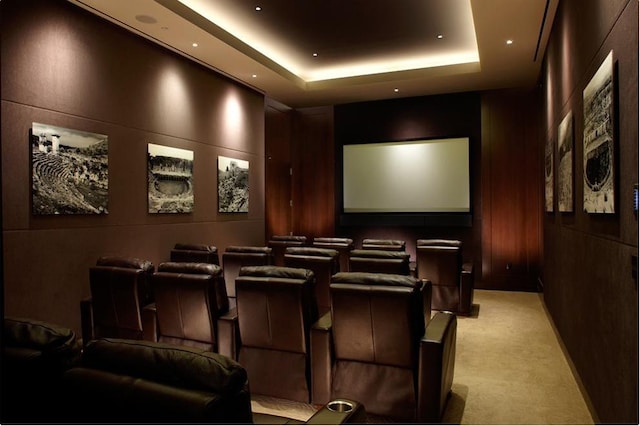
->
<box><xmin>1</xmin><ymin>0</ymin><xmax>266</xmax><ymax>333</ymax></box>
<box><xmin>542</xmin><ymin>0</ymin><xmax>638</xmax><ymax>422</ymax></box>
<box><xmin>276</xmin><ymin>92</ymin><xmax>542</xmax><ymax>289</ymax></box>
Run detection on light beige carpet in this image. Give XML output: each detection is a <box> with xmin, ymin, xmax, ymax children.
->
<box><xmin>251</xmin><ymin>290</ymin><xmax>595</xmax><ymax>424</ymax></box>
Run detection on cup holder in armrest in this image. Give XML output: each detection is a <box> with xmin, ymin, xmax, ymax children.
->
<box><xmin>307</xmin><ymin>399</ymin><xmax>365</xmax><ymax>424</ymax></box>
<box><xmin>327</xmin><ymin>400</ymin><xmax>354</xmax><ymax>413</ymax></box>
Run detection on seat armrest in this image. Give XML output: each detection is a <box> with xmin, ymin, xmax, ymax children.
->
<box><xmin>459</xmin><ymin>264</ymin><xmax>474</xmax><ymax>315</ymax></box>
<box><xmin>417</xmin><ymin>312</ymin><xmax>457</xmax><ymax>423</ymax></box>
<box><xmin>306</xmin><ymin>398</ymin><xmax>366</xmax><ymax>424</ymax></box>
<box><xmin>311</xmin><ymin>311</ymin><xmax>333</xmax><ymax>405</ymax></box>
<box><xmin>142</xmin><ymin>303</ymin><xmax>158</xmax><ymax>342</ymax></box>
<box><xmin>420</xmin><ymin>279</ymin><xmax>433</xmax><ymax>326</ymax></box>
<box><xmin>218</xmin><ymin>308</ymin><xmax>239</xmax><ymax>360</ymax></box>
<box><xmin>80</xmin><ymin>297</ymin><xmax>93</xmax><ymax>347</ymax></box>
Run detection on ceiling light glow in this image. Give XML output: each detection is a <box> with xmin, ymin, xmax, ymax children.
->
<box><xmin>192</xmin><ymin>42</ymin><xmax>198</xmax><ymax>47</ymax></box>
<box><xmin>255</xmin><ymin>6</ymin><xmax>261</xmax><ymax>11</ymax></box>
<box><xmin>437</xmin><ymin>34</ymin><xmax>444</xmax><ymax>39</ymax></box>
<box><xmin>506</xmin><ymin>39</ymin><xmax>513</xmax><ymax>45</ymax></box>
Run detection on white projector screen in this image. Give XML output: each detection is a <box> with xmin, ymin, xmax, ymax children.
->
<box><xmin>343</xmin><ymin>137</ymin><xmax>470</xmax><ymax>213</ymax></box>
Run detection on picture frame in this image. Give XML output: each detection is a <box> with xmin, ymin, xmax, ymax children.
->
<box><xmin>544</xmin><ymin>136</ymin><xmax>554</xmax><ymax>213</ymax></box>
<box><xmin>218</xmin><ymin>155</ymin><xmax>249</xmax><ymax>213</ymax></box>
<box><xmin>582</xmin><ymin>50</ymin><xmax>615</xmax><ymax>213</ymax></box>
<box><xmin>147</xmin><ymin>143</ymin><xmax>194</xmax><ymax>213</ymax></box>
<box><xmin>557</xmin><ymin>110</ymin><xmax>574</xmax><ymax>212</ymax></box>
<box><xmin>31</xmin><ymin>122</ymin><xmax>108</xmax><ymax>215</ymax></box>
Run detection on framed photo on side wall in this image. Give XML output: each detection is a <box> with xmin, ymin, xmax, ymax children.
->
<box><xmin>582</xmin><ymin>50</ymin><xmax>615</xmax><ymax>213</ymax></box>
<box><xmin>544</xmin><ymin>136</ymin><xmax>554</xmax><ymax>213</ymax></box>
<box><xmin>147</xmin><ymin>143</ymin><xmax>194</xmax><ymax>214</ymax></box>
<box><xmin>557</xmin><ymin>110</ymin><xmax>574</xmax><ymax>212</ymax></box>
<box><xmin>218</xmin><ymin>155</ymin><xmax>249</xmax><ymax>213</ymax></box>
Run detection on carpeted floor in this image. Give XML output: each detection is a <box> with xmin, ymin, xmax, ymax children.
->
<box><xmin>251</xmin><ymin>290</ymin><xmax>595</xmax><ymax>424</ymax></box>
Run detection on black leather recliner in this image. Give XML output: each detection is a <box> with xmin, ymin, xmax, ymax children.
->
<box><xmin>170</xmin><ymin>242</ymin><xmax>220</xmax><ymax>265</ymax></box>
<box><xmin>312</xmin><ymin>237</ymin><xmax>354</xmax><ymax>272</ymax></box>
<box><xmin>268</xmin><ymin>235</ymin><xmax>307</xmax><ymax>266</ymax></box>
<box><xmin>348</xmin><ymin>249</ymin><xmax>411</xmax><ymax>275</ymax></box>
<box><xmin>284</xmin><ymin>247</ymin><xmax>339</xmax><ymax>315</ymax></box>
<box><xmin>3</xmin><ymin>317</ymin><xmax>82</xmax><ymax>423</ymax></box>
<box><xmin>61</xmin><ymin>338</ymin><xmax>252</xmax><ymax>424</ymax></box>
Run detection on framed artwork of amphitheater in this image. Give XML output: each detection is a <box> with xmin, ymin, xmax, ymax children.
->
<box><xmin>31</xmin><ymin>122</ymin><xmax>108</xmax><ymax>215</ymax></box>
<box><xmin>582</xmin><ymin>50</ymin><xmax>615</xmax><ymax>214</ymax></box>
<box><xmin>217</xmin><ymin>155</ymin><xmax>249</xmax><ymax>213</ymax></box>
<box><xmin>557</xmin><ymin>110</ymin><xmax>574</xmax><ymax>213</ymax></box>
<box><xmin>147</xmin><ymin>143</ymin><xmax>194</xmax><ymax>214</ymax></box>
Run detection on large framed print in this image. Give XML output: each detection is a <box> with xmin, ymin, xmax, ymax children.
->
<box><xmin>147</xmin><ymin>143</ymin><xmax>194</xmax><ymax>213</ymax></box>
<box><xmin>557</xmin><ymin>111</ymin><xmax>574</xmax><ymax>212</ymax></box>
<box><xmin>31</xmin><ymin>122</ymin><xmax>108</xmax><ymax>215</ymax></box>
<box><xmin>544</xmin><ymin>136</ymin><xmax>554</xmax><ymax>213</ymax></box>
<box><xmin>583</xmin><ymin>50</ymin><xmax>615</xmax><ymax>213</ymax></box>
<box><xmin>218</xmin><ymin>155</ymin><xmax>249</xmax><ymax>213</ymax></box>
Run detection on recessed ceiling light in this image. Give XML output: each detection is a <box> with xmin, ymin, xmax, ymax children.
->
<box><xmin>255</xmin><ymin>6</ymin><xmax>262</xmax><ymax>11</ymax></box>
<box><xmin>506</xmin><ymin>39</ymin><xmax>514</xmax><ymax>45</ymax></box>
<box><xmin>192</xmin><ymin>42</ymin><xmax>199</xmax><ymax>47</ymax></box>
<box><xmin>394</xmin><ymin>88</ymin><xmax>399</xmax><ymax>93</ymax></box>
<box><xmin>160</xmin><ymin>26</ymin><xmax>169</xmax><ymax>30</ymax></box>
<box><xmin>437</xmin><ymin>34</ymin><xmax>444</xmax><ymax>39</ymax></box>
<box><xmin>312</xmin><ymin>53</ymin><xmax>318</xmax><ymax>57</ymax></box>
<box><xmin>252</xmin><ymin>74</ymin><xmax>257</xmax><ymax>78</ymax></box>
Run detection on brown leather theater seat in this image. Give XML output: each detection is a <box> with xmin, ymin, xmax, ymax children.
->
<box><xmin>312</xmin><ymin>237</ymin><xmax>354</xmax><ymax>272</ymax></box>
<box><xmin>81</xmin><ymin>256</ymin><xmax>154</xmax><ymax>345</ymax></box>
<box><xmin>348</xmin><ymin>249</ymin><xmax>411</xmax><ymax>275</ymax></box>
<box><xmin>170</xmin><ymin>242</ymin><xmax>220</xmax><ymax>265</ymax></box>
<box><xmin>284</xmin><ymin>247</ymin><xmax>339</xmax><ymax>315</ymax></box>
<box><xmin>311</xmin><ymin>272</ymin><xmax>456</xmax><ymax>422</ymax></box>
<box><xmin>222</xmin><ymin>246</ymin><xmax>273</xmax><ymax>300</ymax></box>
<box><xmin>361</xmin><ymin>238</ymin><xmax>406</xmax><ymax>251</ymax></box>
<box><xmin>220</xmin><ymin>265</ymin><xmax>318</xmax><ymax>402</ymax></box>
<box><xmin>142</xmin><ymin>262</ymin><xmax>229</xmax><ymax>352</ymax></box>
<box><xmin>268</xmin><ymin>235</ymin><xmax>307</xmax><ymax>266</ymax></box>
<box><xmin>416</xmin><ymin>239</ymin><xmax>474</xmax><ymax>315</ymax></box>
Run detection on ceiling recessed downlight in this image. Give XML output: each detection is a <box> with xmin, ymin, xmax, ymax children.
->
<box><xmin>192</xmin><ymin>42</ymin><xmax>199</xmax><ymax>47</ymax></box>
<box><xmin>135</xmin><ymin>14</ymin><xmax>157</xmax><ymax>24</ymax></box>
<box><xmin>506</xmin><ymin>39</ymin><xmax>514</xmax><ymax>45</ymax></box>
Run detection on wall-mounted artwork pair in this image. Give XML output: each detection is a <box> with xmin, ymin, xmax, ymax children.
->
<box><xmin>31</xmin><ymin>122</ymin><xmax>109</xmax><ymax>215</ymax></box>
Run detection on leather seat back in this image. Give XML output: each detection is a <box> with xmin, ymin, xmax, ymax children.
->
<box><xmin>267</xmin><ymin>235</ymin><xmax>307</xmax><ymax>266</ymax></box>
<box><xmin>89</xmin><ymin>256</ymin><xmax>154</xmax><ymax>340</ymax></box>
<box><xmin>349</xmin><ymin>249</ymin><xmax>411</xmax><ymax>275</ymax></box>
<box><xmin>362</xmin><ymin>238</ymin><xmax>406</xmax><ymax>251</ymax></box>
<box><xmin>152</xmin><ymin>262</ymin><xmax>228</xmax><ymax>351</ymax></box>
<box><xmin>284</xmin><ymin>247</ymin><xmax>339</xmax><ymax>315</ymax></box>
<box><xmin>235</xmin><ymin>265</ymin><xmax>317</xmax><ymax>402</ymax></box>
<box><xmin>222</xmin><ymin>246</ymin><xmax>272</xmax><ymax>298</ymax></box>
<box><xmin>312</xmin><ymin>237</ymin><xmax>354</xmax><ymax>272</ymax></box>
<box><xmin>416</xmin><ymin>239</ymin><xmax>464</xmax><ymax>312</ymax></box>
<box><xmin>170</xmin><ymin>243</ymin><xmax>219</xmax><ymax>265</ymax></box>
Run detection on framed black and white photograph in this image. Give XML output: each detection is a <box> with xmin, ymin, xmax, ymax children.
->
<box><xmin>218</xmin><ymin>155</ymin><xmax>249</xmax><ymax>213</ymax></box>
<box><xmin>544</xmin><ymin>136</ymin><xmax>554</xmax><ymax>213</ymax></box>
<box><xmin>583</xmin><ymin>50</ymin><xmax>615</xmax><ymax>213</ymax></box>
<box><xmin>557</xmin><ymin>110</ymin><xmax>574</xmax><ymax>212</ymax></box>
<box><xmin>31</xmin><ymin>122</ymin><xmax>108</xmax><ymax>215</ymax></box>
<box><xmin>148</xmin><ymin>143</ymin><xmax>194</xmax><ymax>213</ymax></box>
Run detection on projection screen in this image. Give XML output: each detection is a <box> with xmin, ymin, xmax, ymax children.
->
<box><xmin>343</xmin><ymin>137</ymin><xmax>470</xmax><ymax>213</ymax></box>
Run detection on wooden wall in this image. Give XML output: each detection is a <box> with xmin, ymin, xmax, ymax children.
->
<box><xmin>267</xmin><ymin>91</ymin><xmax>542</xmax><ymax>290</ymax></box>
<box><xmin>1</xmin><ymin>0</ymin><xmax>266</xmax><ymax>334</ymax></box>
<box><xmin>541</xmin><ymin>0</ymin><xmax>638</xmax><ymax>422</ymax></box>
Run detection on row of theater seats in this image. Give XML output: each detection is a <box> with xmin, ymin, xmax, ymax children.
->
<box><xmin>78</xmin><ymin>242</ymin><xmax>458</xmax><ymax>422</ymax></box>
<box><xmin>2</xmin><ymin>316</ymin><xmax>364</xmax><ymax>424</ymax></box>
<box><xmin>268</xmin><ymin>235</ymin><xmax>475</xmax><ymax>316</ymax></box>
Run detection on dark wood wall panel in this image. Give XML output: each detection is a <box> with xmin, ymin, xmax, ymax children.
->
<box><xmin>1</xmin><ymin>0</ymin><xmax>266</xmax><ymax>333</ymax></box>
<box><xmin>481</xmin><ymin>89</ymin><xmax>542</xmax><ymax>290</ymax></box>
<box><xmin>291</xmin><ymin>107</ymin><xmax>335</xmax><ymax>239</ymax></box>
<box><xmin>265</xmin><ymin>101</ymin><xmax>293</xmax><ymax>237</ymax></box>
<box><xmin>542</xmin><ymin>0</ymin><xmax>638</xmax><ymax>422</ymax></box>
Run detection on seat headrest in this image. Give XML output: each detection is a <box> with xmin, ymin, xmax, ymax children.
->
<box><xmin>239</xmin><ymin>265</ymin><xmax>314</xmax><ymax>281</ymax></box>
<box><xmin>82</xmin><ymin>338</ymin><xmax>247</xmax><ymax>394</ymax></box>
<box><xmin>157</xmin><ymin>262</ymin><xmax>222</xmax><ymax>276</ymax></box>
<box><xmin>285</xmin><ymin>247</ymin><xmax>339</xmax><ymax>258</ymax></box>
<box><xmin>270</xmin><ymin>235</ymin><xmax>307</xmax><ymax>243</ymax></box>
<box><xmin>417</xmin><ymin>239</ymin><xmax>462</xmax><ymax>248</ymax></box>
<box><xmin>313</xmin><ymin>237</ymin><xmax>354</xmax><ymax>246</ymax></box>
<box><xmin>173</xmin><ymin>243</ymin><xmax>217</xmax><ymax>253</ymax></box>
<box><xmin>224</xmin><ymin>246</ymin><xmax>272</xmax><ymax>254</ymax></box>
<box><xmin>4</xmin><ymin>317</ymin><xmax>79</xmax><ymax>352</ymax></box>
<box><xmin>331</xmin><ymin>272</ymin><xmax>419</xmax><ymax>289</ymax></box>
<box><xmin>349</xmin><ymin>249</ymin><xmax>410</xmax><ymax>260</ymax></box>
<box><xmin>362</xmin><ymin>239</ymin><xmax>405</xmax><ymax>247</ymax></box>
<box><xmin>96</xmin><ymin>256</ymin><xmax>154</xmax><ymax>272</ymax></box>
